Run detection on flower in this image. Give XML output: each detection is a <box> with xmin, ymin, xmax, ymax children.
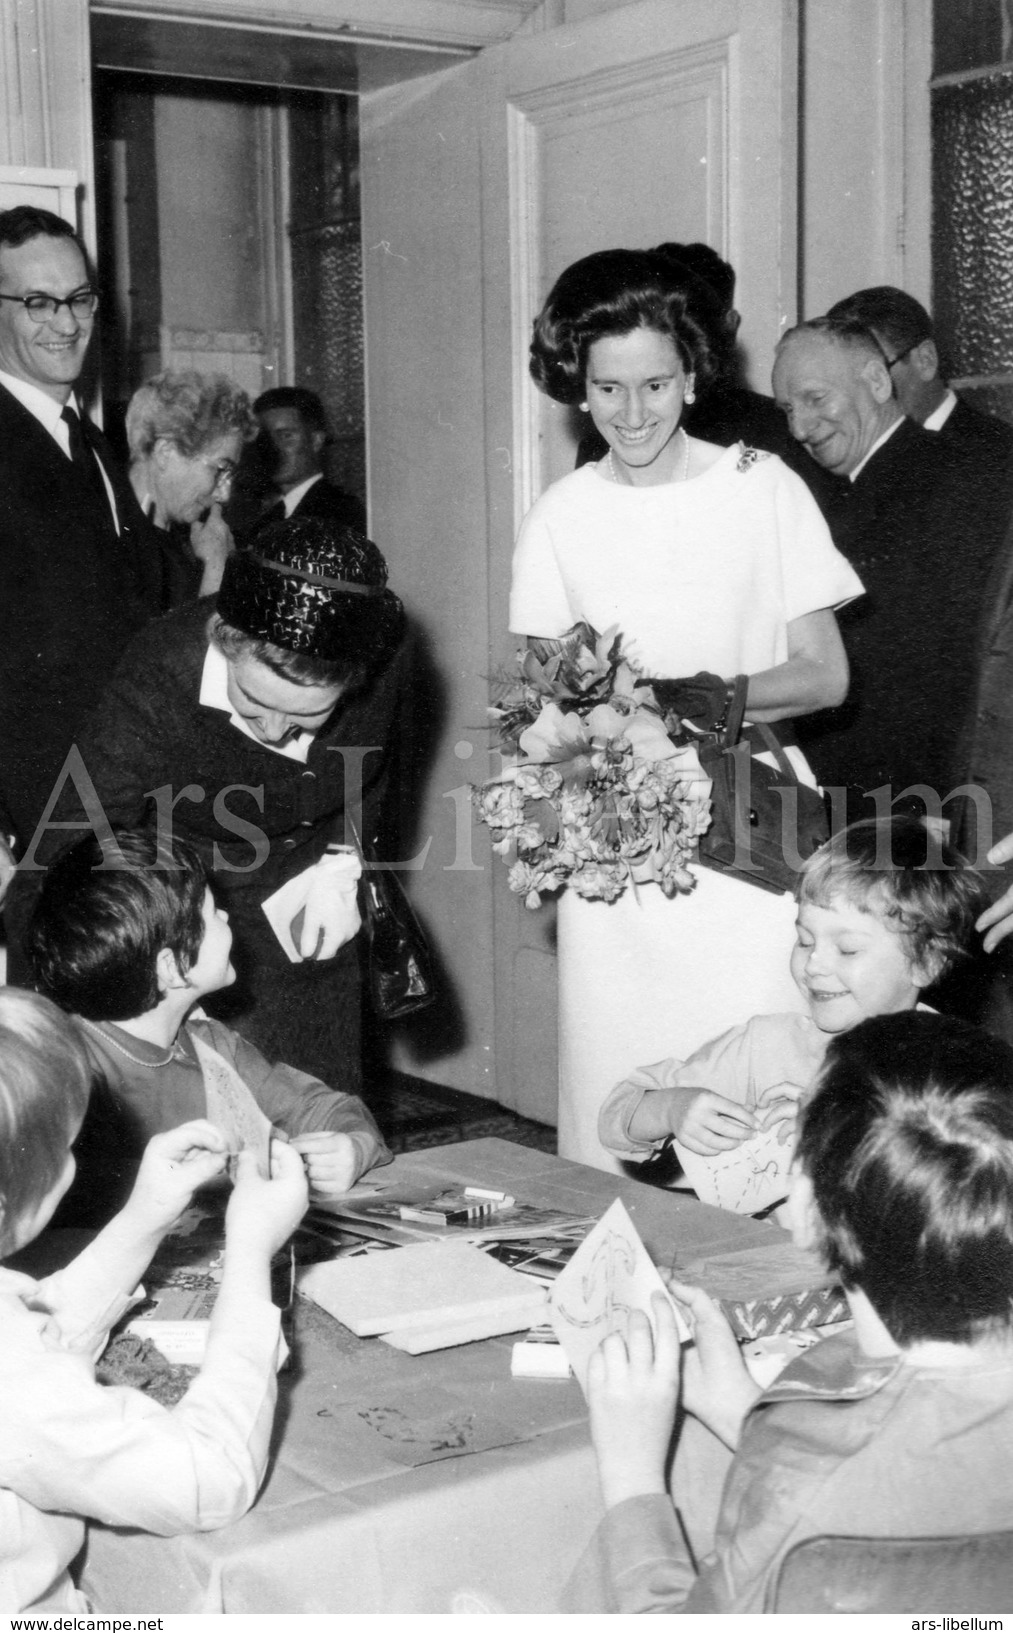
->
<box><xmin>473</xmin><ymin>625</ymin><xmax>713</xmax><ymax>906</ymax></box>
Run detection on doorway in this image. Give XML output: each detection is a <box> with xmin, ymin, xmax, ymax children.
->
<box><xmin>91</xmin><ymin>71</ymin><xmax>366</xmax><ymax>504</ymax></box>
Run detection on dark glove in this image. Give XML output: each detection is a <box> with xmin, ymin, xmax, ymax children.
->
<box><xmin>639</xmin><ymin>671</ymin><xmax>731</xmax><ymax>733</ymax></box>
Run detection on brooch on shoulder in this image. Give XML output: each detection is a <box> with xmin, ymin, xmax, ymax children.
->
<box><xmin>736</xmin><ymin>446</ymin><xmax>773</xmax><ymax>472</ymax></box>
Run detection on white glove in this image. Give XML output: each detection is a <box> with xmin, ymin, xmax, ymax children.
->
<box><xmin>295</xmin><ymin>848</ymin><xmax>362</xmax><ymax>960</ymax></box>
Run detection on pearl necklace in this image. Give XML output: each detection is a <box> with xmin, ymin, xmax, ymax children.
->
<box><xmin>607</xmin><ymin>427</ymin><xmax>690</xmax><ymax>486</ymax></box>
<box><xmin>80</xmin><ymin>1016</ymin><xmax>179</xmax><ymax>1069</ymax></box>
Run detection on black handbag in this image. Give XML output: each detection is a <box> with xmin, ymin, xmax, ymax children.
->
<box><xmin>653</xmin><ymin>673</ymin><xmax>829</xmax><ymax>895</ymax></box>
<box><xmin>348</xmin><ymin>818</ymin><xmax>436</xmax><ymax>1020</ymax></box>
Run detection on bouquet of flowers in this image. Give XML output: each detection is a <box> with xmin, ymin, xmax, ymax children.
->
<box><xmin>472</xmin><ymin>623</ymin><xmax>712</xmax><ymax>907</ymax></box>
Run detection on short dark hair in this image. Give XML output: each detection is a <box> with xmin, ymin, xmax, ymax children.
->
<box><xmin>797</xmin><ymin>1011</ymin><xmax>1013</xmax><ymax>1345</ymax></box>
<box><xmin>798</xmin><ymin>816</ymin><xmax>984</xmax><ymax>979</ymax></box>
<box><xmin>254</xmin><ymin>386</ymin><xmax>330</xmax><ymax>438</ymax></box>
<box><xmin>0</xmin><ymin>988</ymin><xmax>91</xmax><ymax>1254</ymax></box>
<box><xmin>529</xmin><ymin>247</ymin><xmax>723</xmax><ymax>406</ymax></box>
<box><xmin>28</xmin><ymin>829</ymin><xmax>209</xmax><ymax>1022</ymax></box>
<box><xmin>0</xmin><ymin>205</ymin><xmax>85</xmax><ymax>262</ymax></box>
<box><xmin>826</xmin><ymin>286</ymin><xmax>933</xmax><ymax>361</ymax></box>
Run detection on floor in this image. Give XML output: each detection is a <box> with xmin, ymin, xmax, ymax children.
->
<box><xmin>365</xmin><ymin>1068</ymin><xmax>557</xmax><ymax>1156</ymax></box>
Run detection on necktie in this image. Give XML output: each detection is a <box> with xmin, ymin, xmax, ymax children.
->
<box><xmin>61</xmin><ymin>403</ymin><xmax>108</xmax><ymax>504</ymax></box>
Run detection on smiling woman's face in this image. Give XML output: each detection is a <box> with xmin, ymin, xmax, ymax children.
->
<box><xmin>225</xmin><ymin>652</ymin><xmax>342</xmax><ymax>746</ymax></box>
<box><xmin>585</xmin><ymin>327</ymin><xmax>692</xmax><ymax>486</ymax></box>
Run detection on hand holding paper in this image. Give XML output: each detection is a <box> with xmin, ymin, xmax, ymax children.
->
<box><xmin>261</xmin><ymin>849</ymin><xmax>362</xmax><ymax>961</ymax></box>
<box><xmin>125</xmin><ymin>1120</ymin><xmax>230</xmax><ymax>1237</ymax></box>
<box><xmin>665</xmin><ymin>1274</ymin><xmax>760</xmax><ymax>1450</ymax></box>
<box><xmin>549</xmin><ymin>1198</ymin><xmax>689</xmax><ymax>1396</ymax></box>
<box><xmin>588</xmin><ymin>1293</ymin><xmax>683</xmax><ymax>1508</ymax></box>
<box><xmin>290</xmin><ymin>1130</ymin><xmax>360</xmax><ymax>1196</ymax></box>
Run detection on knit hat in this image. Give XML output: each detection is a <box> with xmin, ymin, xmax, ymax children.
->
<box><xmin>218</xmin><ymin>515</ymin><xmax>396</xmax><ymax>661</ymax></box>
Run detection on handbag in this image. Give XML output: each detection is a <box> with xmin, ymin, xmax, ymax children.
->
<box><xmin>655</xmin><ymin>674</ymin><xmax>829</xmax><ymax>895</ymax></box>
<box><xmin>347</xmin><ymin>817</ymin><xmax>436</xmax><ymax>1020</ymax></box>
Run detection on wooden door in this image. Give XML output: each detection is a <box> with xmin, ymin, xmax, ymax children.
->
<box><xmin>479</xmin><ymin>0</ymin><xmax>800</xmax><ymax>1121</ymax></box>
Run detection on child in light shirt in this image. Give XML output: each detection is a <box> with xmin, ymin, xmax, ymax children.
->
<box><xmin>568</xmin><ymin>1009</ymin><xmax>1013</xmax><ymax>1612</ymax></box>
<box><xmin>0</xmin><ymin>986</ymin><xmax>308</xmax><ymax>1612</ymax></box>
<box><xmin>28</xmin><ymin>828</ymin><xmax>391</xmax><ymax>1228</ymax></box>
<box><xmin>598</xmin><ymin>816</ymin><xmax>982</xmax><ymax>1180</ymax></box>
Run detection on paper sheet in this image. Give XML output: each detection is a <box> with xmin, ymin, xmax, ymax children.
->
<box><xmin>549</xmin><ymin>1198</ymin><xmax>689</xmax><ymax>1396</ymax></box>
<box><xmin>673</xmin><ymin>1122</ymin><xmax>794</xmax><ymax>1215</ymax></box>
<box><xmin>191</xmin><ymin>1034</ymin><xmax>273</xmax><ymax>1178</ymax></box>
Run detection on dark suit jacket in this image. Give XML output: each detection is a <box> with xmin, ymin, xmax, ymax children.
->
<box><xmin>0</xmin><ymin>384</ymin><xmax>165</xmax><ymax>850</ymax></box>
<box><xmin>245</xmin><ymin>476</ymin><xmax>368</xmax><ymax>541</ymax></box>
<box><xmin>955</xmin><ymin>511</ymin><xmax>1013</xmax><ymax>872</ymax></box>
<box><xmin>794</xmin><ymin>416</ymin><xmax>1013</xmax><ymax>812</ymax></box>
<box><xmin>939</xmin><ymin>394</ymin><xmax>1013</xmax><ymax>469</ymax></box>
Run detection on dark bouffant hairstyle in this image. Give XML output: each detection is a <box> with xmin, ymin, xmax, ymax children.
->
<box><xmin>0</xmin><ymin>989</ymin><xmax>91</xmax><ymax>1254</ymax></box>
<box><xmin>529</xmin><ymin>247</ymin><xmax>723</xmax><ymax>406</ymax></box>
<box><xmin>797</xmin><ymin>1011</ymin><xmax>1013</xmax><ymax>1345</ymax></box>
<box><xmin>798</xmin><ymin>816</ymin><xmax>984</xmax><ymax>981</ymax></box>
<box><xmin>29</xmin><ymin>829</ymin><xmax>209</xmax><ymax>1022</ymax></box>
<box><xmin>826</xmin><ymin>286</ymin><xmax>934</xmax><ymax>363</ymax></box>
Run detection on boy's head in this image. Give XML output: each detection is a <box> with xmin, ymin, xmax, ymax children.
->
<box><xmin>792</xmin><ymin>816</ymin><xmax>982</xmax><ymax>1034</ymax></box>
<box><xmin>0</xmin><ymin>989</ymin><xmax>91</xmax><ymax>1257</ymax></box>
<box><xmin>29</xmin><ymin>829</ymin><xmax>234</xmax><ymax>1022</ymax></box>
<box><xmin>794</xmin><ymin>1011</ymin><xmax>1013</xmax><ymax>1346</ymax></box>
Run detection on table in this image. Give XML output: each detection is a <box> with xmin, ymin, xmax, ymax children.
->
<box><xmin>79</xmin><ymin>1138</ymin><xmax>807</xmax><ymax>1614</ymax></box>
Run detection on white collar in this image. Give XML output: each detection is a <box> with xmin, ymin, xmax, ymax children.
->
<box><xmin>282</xmin><ymin>472</ymin><xmax>324</xmax><ymax>515</ymax></box>
<box><xmin>922</xmin><ymin>389</ymin><xmax>958</xmax><ymax>432</ymax></box>
<box><xmin>199</xmin><ymin>642</ymin><xmax>314</xmax><ymax>763</ymax></box>
<box><xmin>0</xmin><ymin>370</ymin><xmax>75</xmax><ymax>441</ymax></box>
<box><xmin>849</xmin><ymin>414</ymin><xmax>905</xmax><ymax>481</ymax></box>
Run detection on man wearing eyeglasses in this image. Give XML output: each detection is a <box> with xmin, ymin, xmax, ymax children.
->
<box><xmin>0</xmin><ymin>206</ymin><xmax>162</xmax><ymax>926</ymax></box>
<box><xmin>771</xmin><ymin>315</ymin><xmax>1011</xmax><ymax>825</ymax></box>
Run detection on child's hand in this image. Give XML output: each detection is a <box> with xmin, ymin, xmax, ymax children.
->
<box><xmin>665</xmin><ymin>1276</ymin><xmax>761</xmax><ymax>1449</ymax></box>
<box><xmin>289</xmin><ymin>1130</ymin><xmax>360</xmax><ymax>1197</ymax></box>
<box><xmin>755</xmin><ymin>1079</ymin><xmax>803</xmax><ymax>1140</ymax></box>
<box><xmin>678</xmin><ymin>1090</ymin><xmax>757</xmax><ymax>1154</ymax></box>
<box><xmin>588</xmin><ymin>1292</ymin><xmax>682</xmax><ymax>1510</ymax></box>
<box><xmin>225</xmin><ymin>1139</ymin><xmax>309</xmax><ymax>1258</ymax></box>
<box><xmin>126</xmin><ymin>1120</ymin><xmax>230</xmax><ymax>1237</ymax></box>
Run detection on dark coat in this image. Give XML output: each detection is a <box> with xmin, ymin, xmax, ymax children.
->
<box><xmin>938</xmin><ymin>394</ymin><xmax>1013</xmax><ymax>472</ymax></box>
<box><xmin>10</xmin><ymin>596</ymin><xmax>408</xmax><ymax>1087</ymax></box>
<box><xmin>793</xmin><ymin>416</ymin><xmax>1013</xmax><ymax>814</ymax></box>
<box><xmin>245</xmin><ymin>477</ymin><xmax>368</xmax><ymax>541</ymax></box>
<box><xmin>0</xmin><ymin>384</ymin><xmax>165</xmax><ymax>848</ymax></box>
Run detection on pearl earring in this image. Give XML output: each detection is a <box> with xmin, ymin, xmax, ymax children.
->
<box><xmin>684</xmin><ymin>379</ymin><xmax>696</xmax><ymax>405</ymax></box>
<box><xmin>579</xmin><ymin>402</ymin><xmax>589</xmax><ymax>412</ymax></box>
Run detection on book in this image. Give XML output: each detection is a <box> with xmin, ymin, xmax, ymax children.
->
<box><xmin>297</xmin><ymin>1239</ymin><xmax>547</xmax><ymax>1338</ymax></box>
<box><xmin>379</xmin><ymin>1294</ymin><xmax>547</xmax><ymax>1353</ymax></box>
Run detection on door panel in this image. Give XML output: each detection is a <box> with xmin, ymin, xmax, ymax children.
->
<box><xmin>479</xmin><ymin>0</ymin><xmax>799</xmax><ymax>1121</ymax></box>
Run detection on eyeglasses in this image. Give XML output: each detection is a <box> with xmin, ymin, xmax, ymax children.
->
<box><xmin>0</xmin><ymin>288</ymin><xmax>98</xmax><ymax>321</ymax></box>
<box><xmin>198</xmin><ymin>456</ymin><xmax>238</xmax><ymax>488</ymax></box>
<box><xmin>883</xmin><ymin>343</ymin><xmax>916</xmax><ymax>371</ymax></box>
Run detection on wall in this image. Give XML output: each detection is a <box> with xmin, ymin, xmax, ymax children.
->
<box><xmin>800</xmin><ymin>0</ymin><xmax>931</xmax><ymax>320</ymax></box>
<box><xmin>361</xmin><ymin>60</ymin><xmax>499</xmax><ymax>1096</ymax></box>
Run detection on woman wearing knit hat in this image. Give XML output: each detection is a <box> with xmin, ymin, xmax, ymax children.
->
<box><xmin>16</xmin><ymin>513</ymin><xmax>407</xmax><ymax>1098</ymax></box>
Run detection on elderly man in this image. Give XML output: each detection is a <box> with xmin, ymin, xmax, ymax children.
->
<box><xmin>249</xmin><ymin>386</ymin><xmax>366</xmax><ymax>535</ymax></box>
<box><xmin>772</xmin><ymin>316</ymin><xmax>1010</xmax><ymax>821</ymax></box>
<box><xmin>0</xmin><ymin>207</ymin><xmax>162</xmax><ymax>886</ymax></box>
<box><xmin>827</xmin><ymin>285</ymin><xmax>1013</xmax><ymax>471</ymax></box>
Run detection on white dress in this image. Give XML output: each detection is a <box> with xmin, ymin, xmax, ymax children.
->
<box><xmin>508</xmin><ymin>444</ymin><xmax>864</xmax><ymax>1169</ymax></box>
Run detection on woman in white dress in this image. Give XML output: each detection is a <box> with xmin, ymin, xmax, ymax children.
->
<box><xmin>509</xmin><ymin>249</ymin><xmax>863</xmax><ymax>1169</ymax></box>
